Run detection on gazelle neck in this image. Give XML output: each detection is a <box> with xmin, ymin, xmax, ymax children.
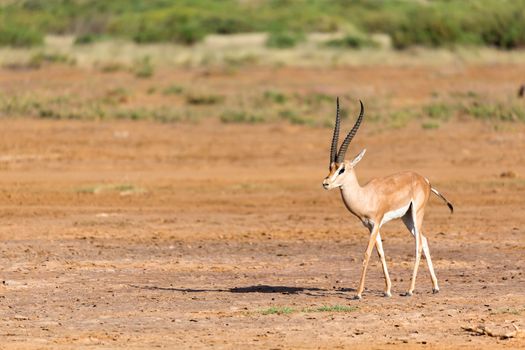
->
<box><xmin>339</xmin><ymin>168</ymin><xmax>366</xmax><ymax>218</ymax></box>
<box><xmin>341</xmin><ymin>167</ymin><xmax>362</xmax><ymax>192</ymax></box>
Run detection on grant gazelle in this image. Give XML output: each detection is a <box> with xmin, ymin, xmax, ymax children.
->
<box><xmin>323</xmin><ymin>99</ymin><xmax>453</xmax><ymax>299</ymax></box>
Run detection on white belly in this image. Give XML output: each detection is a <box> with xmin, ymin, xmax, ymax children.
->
<box><xmin>380</xmin><ymin>202</ymin><xmax>411</xmax><ymax>227</ymax></box>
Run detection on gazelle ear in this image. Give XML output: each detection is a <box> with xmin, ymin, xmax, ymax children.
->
<box><xmin>350</xmin><ymin>149</ymin><xmax>366</xmax><ymax>167</ymax></box>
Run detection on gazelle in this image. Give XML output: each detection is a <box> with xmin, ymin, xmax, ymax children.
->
<box><xmin>322</xmin><ymin>98</ymin><xmax>453</xmax><ymax>299</ymax></box>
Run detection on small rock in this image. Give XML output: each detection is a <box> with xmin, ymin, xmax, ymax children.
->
<box><xmin>500</xmin><ymin>171</ymin><xmax>517</xmax><ymax>178</ymax></box>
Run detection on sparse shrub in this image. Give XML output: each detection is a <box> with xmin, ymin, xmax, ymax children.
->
<box><xmin>74</xmin><ymin>33</ymin><xmax>102</xmax><ymax>45</ymax></box>
<box><xmin>38</xmin><ymin>108</ymin><xmax>62</xmax><ymax>119</ymax></box>
<box><xmin>97</xmin><ymin>62</ymin><xmax>127</xmax><ymax>73</ymax></box>
<box><xmin>163</xmin><ymin>85</ymin><xmax>184</xmax><ymax>95</ymax></box>
<box><xmin>424</xmin><ymin>103</ymin><xmax>454</xmax><ymax>121</ymax></box>
<box><xmin>263</xmin><ymin>90</ymin><xmax>287</xmax><ymax>104</ymax></box>
<box><xmin>220</xmin><ymin>111</ymin><xmax>263</xmax><ymax>124</ymax></box>
<box><xmin>151</xmin><ymin>109</ymin><xmax>182</xmax><ymax>123</ymax></box>
<box><xmin>325</xmin><ymin>33</ymin><xmax>378</xmax><ymax>49</ymax></box>
<box><xmin>279</xmin><ymin>109</ymin><xmax>314</xmax><ymax>126</ymax></box>
<box><xmin>422</xmin><ymin>121</ymin><xmax>440</xmax><ymax>130</ymax></box>
<box><xmin>304</xmin><ymin>93</ymin><xmax>333</xmax><ymax>107</ymax></box>
<box><xmin>389</xmin><ymin>110</ymin><xmax>415</xmax><ymax>128</ymax></box>
<box><xmin>132</xmin><ymin>56</ymin><xmax>154</xmax><ymax>79</ymax></box>
<box><xmin>186</xmin><ymin>94</ymin><xmax>224</xmax><ymax>105</ymax></box>
<box><xmin>464</xmin><ymin>102</ymin><xmax>525</xmax><ymax>122</ymax></box>
<box><xmin>29</xmin><ymin>52</ymin><xmax>76</xmax><ymax>68</ymax></box>
<box><xmin>266</xmin><ymin>30</ymin><xmax>305</xmax><ymax>49</ymax></box>
<box><xmin>102</xmin><ymin>88</ymin><xmax>129</xmax><ymax>105</ymax></box>
<box><xmin>115</xmin><ymin>109</ymin><xmax>148</xmax><ymax>121</ymax></box>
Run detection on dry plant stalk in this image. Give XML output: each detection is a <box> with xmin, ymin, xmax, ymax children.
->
<box><xmin>462</xmin><ymin>324</ymin><xmax>524</xmax><ymax>339</ymax></box>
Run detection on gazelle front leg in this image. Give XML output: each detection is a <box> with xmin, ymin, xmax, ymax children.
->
<box><xmin>355</xmin><ymin>223</ymin><xmax>380</xmax><ymax>299</ymax></box>
<box><xmin>375</xmin><ymin>232</ymin><xmax>392</xmax><ymax>297</ymax></box>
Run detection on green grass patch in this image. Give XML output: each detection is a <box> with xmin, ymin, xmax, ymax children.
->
<box><xmin>261</xmin><ymin>305</ymin><xmax>357</xmax><ymax>315</ymax></box>
<box><xmin>261</xmin><ymin>306</ymin><xmax>295</xmax><ymax>315</ymax></box>
<box><xmin>304</xmin><ymin>305</ymin><xmax>358</xmax><ymax>313</ymax></box>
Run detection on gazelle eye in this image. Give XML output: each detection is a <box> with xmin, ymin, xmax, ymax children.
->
<box><xmin>338</xmin><ymin>167</ymin><xmax>345</xmax><ymax>175</ymax></box>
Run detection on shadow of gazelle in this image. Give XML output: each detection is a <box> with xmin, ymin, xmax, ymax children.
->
<box><xmin>129</xmin><ymin>284</ymin><xmax>356</xmax><ymax>297</ymax></box>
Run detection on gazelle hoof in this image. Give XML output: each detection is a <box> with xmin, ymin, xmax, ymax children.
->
<box><xmin>384</xmin><ymin>291</ymin><xmax>392</xmax><ymax>298</ymax></box>
<box><xmin>432</xmin><ymin>288</ymin><xmax>440</xmax><ymax>294</ymax></box>
<box><xmin>401</xmin><ymin>291</ymin><xmax>413</xmax><ymax>297</ymax></box>
<box><xmin>352</xmin><ymin>294</ymin><xmax>362</xmax><ymax>300</ymax></box>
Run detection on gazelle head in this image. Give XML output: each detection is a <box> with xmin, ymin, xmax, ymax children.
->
<box><xmin>322</xmin><ymin>98</ymin><xmax>366</xmax><ymax>190</ymax></box>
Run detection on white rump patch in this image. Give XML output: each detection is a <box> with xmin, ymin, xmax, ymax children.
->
<box><xmin>380</xmin><ymin>202</ymin><xmax>411</xmax><ymax>227</ymax></box>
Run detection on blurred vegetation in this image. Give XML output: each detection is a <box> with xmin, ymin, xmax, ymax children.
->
<box><xmin>0</xmin><ymin>0</ymin><xmax>524</xmax><ymax>49</ymax></box>
<box><xmin>2</xmin><ymin>81</ymin><xmax>524</xmax><ymax>128</ymax></box>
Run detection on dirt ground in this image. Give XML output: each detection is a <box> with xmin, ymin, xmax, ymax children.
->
<box><xmin>0</xmin><ymin>64</ymin><xmax>524</xmax><ymax>349</ymax></box>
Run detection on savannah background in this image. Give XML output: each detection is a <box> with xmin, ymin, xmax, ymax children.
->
<box><xmin>0</xmin><ymin>0</ymin><xmax>524</xmax><ymax>348</ymax></box>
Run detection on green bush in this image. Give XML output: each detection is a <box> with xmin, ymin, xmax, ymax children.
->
<box><xmin>172</xmin><ymin>20</ymin><xmax>206</xmax><ymax>45</ymax></box>
<box><xmin>476</xmin><ymin>6</ymin><xmax>525</xmax><ymax>49</ymax></box>
<box><xmin>325</xmin><ymin>33</ymin><xmax>378</xmax><ymax>49</ymax></box>
<box><xmin>0</xmin><ymin>23</ymin><xmax>43</xmax><ymax>47</ymax></box>
<box><xmin>133</xmin><ymin>17</ymin><xmax>206</xmax><ymax>45</ymax></box>
<box><xmin>389</xmin><ymin>7</ymin><xmax>467</xmax><ymax>49</ymax></box>
<box><xmin>266</xmin><ymin>30</ymin><xmax>305</xmax><ymax>49</ymax></box>
<box><xmin>3</xmin><ymin>0</ymin><xmax>525</xmax><ymax>50</ymax></box>
<box><xmin>74</xmin><ymin>33</ymin><xmax>103</xmax><ymax>45</ymax></box>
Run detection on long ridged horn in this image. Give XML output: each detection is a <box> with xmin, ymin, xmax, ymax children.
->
<box><xmin>336</xmin><ymin>100</ymin><xmax>364</xmax><ymax>163</ymax></box>
<box><xmin>329</xmin><ymin>97</ymin><xmax>341</xmax><ymax>166</ymax></box>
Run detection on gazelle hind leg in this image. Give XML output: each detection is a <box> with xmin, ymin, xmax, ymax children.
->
<box><xmin>403</xmin><ymin>206</ymin><xmax>438</xmax><ymax>294</ymax></box>
<box><xmin>401</xmin><ymin>204</ymin><xmax>423</xmax><ymax>296</ymax></box>
<box><xmin>375</xmin><ymin>232</ymin><xmax>392</xmax><ymax>297</ymax></box>
<box><xmin>421</xmin><ymin>234</ymin><xmax>439</xmax><ymax>293</ymax></box>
